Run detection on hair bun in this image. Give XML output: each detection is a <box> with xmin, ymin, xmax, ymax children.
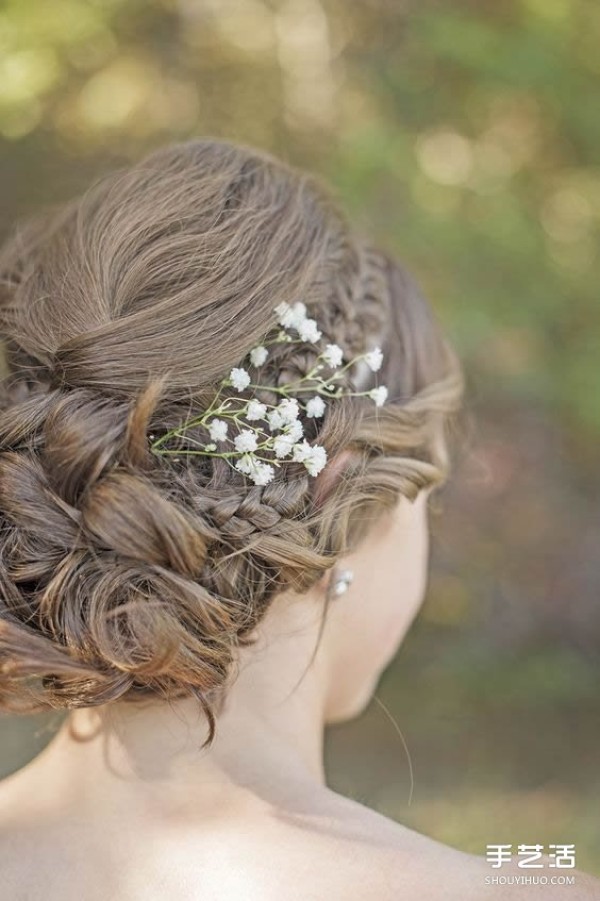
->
<box><xmin>0</xmin><ymin>138</ymin><xmax>461</xmax><ymax>745</ymax></box>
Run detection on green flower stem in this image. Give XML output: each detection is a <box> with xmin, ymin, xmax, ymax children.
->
<box><xmin>246</xmin><ymin>381</ymin><xmax>338</xmax><ymax>395</ymax></box>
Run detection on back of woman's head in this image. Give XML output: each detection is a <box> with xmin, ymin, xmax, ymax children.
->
<box><xmin>0</xmin><ymin>138</ymin><xmax>462</xmax><ymax>741</ymax></box>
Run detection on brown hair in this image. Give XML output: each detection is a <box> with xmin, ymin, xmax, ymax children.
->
<box><xmin>0</xmin><ymin>138</ymin><xmax>462</xmax><ymax>743</ymax></box>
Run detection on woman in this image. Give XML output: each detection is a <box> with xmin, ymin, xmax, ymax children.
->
<box><xmin>0</xmin><ymin>139</ymin><xmax>597</xmax><ymax>899</ymax></box>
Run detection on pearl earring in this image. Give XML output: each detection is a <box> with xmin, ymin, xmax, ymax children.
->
<box><xmin>332</xmin><ymin>568</ymin><xmax>354</xmax><ymax>597</ymax></box>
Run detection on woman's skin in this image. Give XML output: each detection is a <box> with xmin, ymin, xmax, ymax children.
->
<box><xmin>0</xmin><ymin>490</ymin><xmax>598</xmax><ymax>900</ymax></box>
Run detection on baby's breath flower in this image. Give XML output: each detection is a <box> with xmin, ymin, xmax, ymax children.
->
<box><xmin>267</xmin><ymin>409</ymin><xmax>285</xmax><ymax>431</ymax></box>
<box><xmin>274</xmin><ymin>301</ymin><xmax>292</xmax><ymax>326</ymax></box>
<box><xmin>273</xmin><ymin>434</ymin><xmax>296</xmax><ymax>458</ymax></box>
<box><xmin>250</xmin><ymin>345</ymin><xmax>268</xmax><ymax>367</ymax></box>
<box><xmin>322</xmin><ymin>344</ymin><xmax>343</xmax><ymax>367</ymax></box>
<box><xmin>276</xmin><ymin>301</ymin><xmax>321</xmax><ymax>341</ymax></box>
<box><xmin>234</xmin><ymin>429</ymin><xmax>258</xmax><ymax>453</ymax></box>
<box><xmin>284</xmin><ymin>419</ymin><xmax>303</xmax><ymax>442</ymax></box>
<box><xmin>208</xmin><ymin>418</ymin><xmax>228</xmax><ymax>442</ymax></box>
<box><xmin>306</xmin><ymin>396</ymin><xmax>325</xmax><ymax>418</ymax></box>
<box><xmin>274</xmin><ymin>301</ymin><xmax>288</xmax><ymax>317</ymax></box>
<box><xmin>365</xmin><ymin>347</ymin><xmax>383</xmax><ymax>372</ymax></box>
<box><xmin>292</xmin><ymin>440</ymin><xmax>327</xmax><ymax>476</ymax></box>
<box><xmin>277</xmin><ymin>397</ymin><xmax>300</xmax><ymax>424</ymax></box>
<box><xmin>230</xmin><ymin>367</ymin><xmax>251</xmax><ymax>391</ymax></box>
<box><xmin>235</xmin><ymin>454</ymin><xmax>274</xmax><ymax>485</ymax></box>
<box><xmin>369</xmin><ymin>385</ymin><xmax>388</xmax><ymax>407</ymax></box>
<box><xmin>304</xmin><ymin>445</ymin><xmax>327</xmax><ymax>477</ymax></box>
<box><xmin>235</xmin><ymin>454</ymin><xmax>254</xmax><ymax>475</ymax></box>
<box><xmin>246</xmin><ymin>400</ymin><xmax>267</xmax><ymax>421</ymax></box>
<box><xmin>252</xmin><ymin>461</ymin><xmax>275</xmax><ymax>486</ymax></box>
<box><xmin>275</xmin><ymin>301</ymin><xmax>306</xmax><ymax>330</ymax></box>
<box><xmin>204</xmin><ymin>442</ymin><xmax>217</xmax><ymax>451</ymax></box>
<box><xmin>291</xmin><ymin>440</ymin><xmax>313</xmax><ymax>464</ymax></box>
<box><xmin>297</xmin><ymin>317</ymin><xmax>321</xmax><ymax>343</ymax></box>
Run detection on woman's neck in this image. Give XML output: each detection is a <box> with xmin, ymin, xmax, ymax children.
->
<box><xmin>19</xmin><ymin>591</ymin><xmax>332</xmax><ymax>825</ymax></box>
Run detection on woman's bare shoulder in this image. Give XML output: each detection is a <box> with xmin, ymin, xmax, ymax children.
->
<box><xmin>0</xmin><ymin>779</ymin><xmax>466</xmax><ymax>901</ymax></box>
<box><xmin>283</xmin><ymin>788</ymin><xmax>491</xmax><ymax>899</ymax></box>
<box><xmin>0</xmin><ymin>775</ymin><xmax>598</xmax><ymax>901</ymax></box>
<box><xmin>0</xmin><ymin>807</ymin><xmax>479</xmax><ymax>901</ymax></box>
<box><xmin>310</xmin><ymin>791</ymin><xmax>600</xmax><ymax>900</ymax></box>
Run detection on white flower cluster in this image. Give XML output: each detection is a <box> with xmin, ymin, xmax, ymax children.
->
<box><xmin>274</xmin><ymin>301</ymin><xmax>322</xmax><ymax>343</ymax></box>
<box><xmin>149</xmin><ymin>302</ymin><xmax>388</xmax><ymax>486</ymax></box>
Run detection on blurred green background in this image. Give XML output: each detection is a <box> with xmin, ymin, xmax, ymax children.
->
<box><xmin>1</xmin><ymin>0</ymin><xmax>599</xmax><ymax>875</ymax></box>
